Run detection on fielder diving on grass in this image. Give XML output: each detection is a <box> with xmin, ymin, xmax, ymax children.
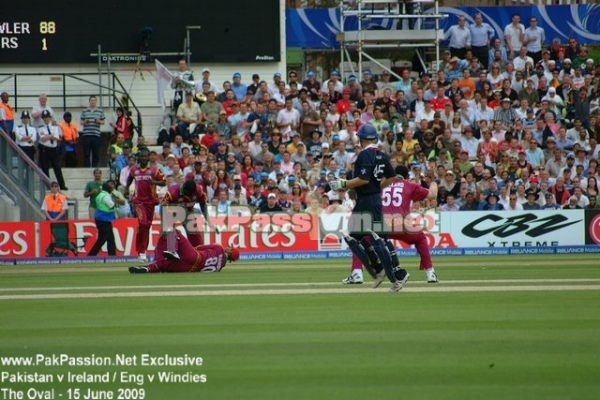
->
<box><xmin>128</xmin><ymin>229</ymin><xmax>239</xmax><ymax>273</ymax></box>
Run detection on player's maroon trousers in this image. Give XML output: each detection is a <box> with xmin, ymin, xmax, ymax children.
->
<box><xmin>129</xmin><ymin>164</ymin><xmax>165</xmax><ymax>255</ymax></box>
<box><xmin>388</xmin><ymin>232</ymin><xmax>432</xmax><ymax>270</ymax></box>
<box><xmin>133</xmin><ymin>203</ymin><xmax>155</xmax><ymax>256</ymax></box>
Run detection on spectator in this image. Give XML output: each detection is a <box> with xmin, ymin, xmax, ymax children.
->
<box><xmin>170</xmin><ymin>134</ymin><xmax>191</xmax><ymax>158</ymax></box>
<box><xmin>439</xmin><ymin>193</ymin><xmax>460</xmax><ymax>211</ymax></box>
<box><xmin>459</xmin><ymin>191</ymin><xmax>479</xmax><ymax>211</ymax></box>
<box><xmin>522</xmin><ymin>190</ymin><xmax>541</xmax><ymax>209</ymax></box>
<box><xmin>304</xmin><ymin>193</ymin><xmax>324</xmax><ymax>215</ymax></box>
<box><xmin>0</xmin><ymin>92</ymin><xmax>14</xmax><ymax>135</ymax></box>
<box><xmin>83</xmin><ymin>169</ymin><xmax>104</xmax><ymax>220</ymax></box>
<box><xmin>584</xmin><ymin>195</ymin><xmax>600</xmax><ymax>210</ymax></box>
<box><xmin>480</xmin><ymin>193</ymin><xmax>504</xmax><ymax>211</ymax></box>
<box><xmin>14</xmin><ymin>111</ymin><xmax>37</xmax><ymax>161</ymax></box>
<box><xmin>540</xmin><ymin>191</ymin><xmax>560</xmax><ymax>209</ymax></box>
<box><xmin>38</xmin><ymin>110</ymin><xmax>67</xmax><ymax>191</ymax></box>
<box><xmin>110</xmin><ymin>107</ymin><xmax>132</xmax><ymax>143</ymax></box>
<box><xmin>523</xmin><ymin>16</ymin><xmax>545</xmax><ymax>65</ymax></box>
<box><xmin>489</xmin><ymin>37</ymin><xmax>509</xmax><ymax>68</ymax></box>
<box><xmin>504</xmin><ymin>14</ymin><xmax>525</xmax><ymax>61</ymax></box>
<box><xmin>444</xmin><ymin>15</ymin><xmax>471</xmax><ymax>59</ymax></box>
<box><xmin>503</xmin><ymin>192</ymin><xmax>522</xmax><ymax>211</ymax></box>
<box><xmin>563</xmin><ymin>196</ymin><xmax>582</xmax><ymax>209</ymax></box>
<box><xmin>58</xmin><ymin>112</ymin><xmax>79</xmax><ymax>168</ymax></box>
<box><xmin>572</xmin><ymin>186</ymin><xmax>589</xmax><ymax>208</ymax></box>
<box><xmin>259</xmin><ymin>192</ymin><xmax>283</xmax><ymax>213</ymax></box>
<box><xmin>80</xmin><ymin>95</ymin><xmax>106</xmax><ymax>168</ymax></box>
<box><xmin>513</xmin><ymin>46</ymin><xmax>535</xmax><ymax>72</ymax></box>
<box><xmin>119</xmin><ymin>155</ymin><xmax>137</xmax><ymax>192</ymax></box>
<box><xmin>42</xmin><ymin>182</ymin><xmax>68</xmax><ymax>221</ymax></box>
<box><xmin>114</xmin><ymin>143</ymin><xmax>132</xmax><ymax>178</ymax></box>
<box><xmin>31</xmin><ymin>93</ymin><xmax>55</xmax><ymax>128</ymax></box>
<box><xmin>276</xmin><ymin>99</ymin><xmax>300</xmax><ymax>142</ymax></box>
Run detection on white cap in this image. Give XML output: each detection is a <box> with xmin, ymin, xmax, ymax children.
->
<box><xmin>268</xmin><ymin>193</ymin><xmax>277</xmax><ymax>199</ymax></box>
<box><xmin>202</xmin><ymin>68</ymin><xmax>210</xmax><ymax>73</ymax></box>
<box><xmin>322</xmin><ymin>143</ymin><xmax>329</xmax><ymax>148</ymax></box>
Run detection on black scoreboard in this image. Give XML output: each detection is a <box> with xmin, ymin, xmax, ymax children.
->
<box><xmin>1</xmin><ymin>0</ymin><xmax>281</xmax><ymax>63</ymax></box>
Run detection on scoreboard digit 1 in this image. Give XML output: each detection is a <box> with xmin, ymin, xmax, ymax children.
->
<box><xmin>39</xmin><ymin>21</ymin><xmax>57</xmax><ymax>51</ymax></box>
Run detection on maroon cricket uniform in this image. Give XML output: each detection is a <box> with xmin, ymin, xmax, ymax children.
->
<box><xmin>382</xmin><ymin>180</ymin><xmax>432</xmax><ymax>270</ymax></box>
<box><xmin>148</xmin><ymin>231</ymin><xmax>229</xmax><ymax>273</ymax></box>
<box><xmin>130</xmin><ymin>165</ymin><xmax>165</xmax><ymax>254</ymax></box>
<box><xmin>161</xmin><ymin>183</ymin><xmax>207</xmax><ymax>247</ymax></box>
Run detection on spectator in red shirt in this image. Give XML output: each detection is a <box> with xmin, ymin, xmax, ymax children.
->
<box><xmin>201</xmin><ymin>123</ymin><xmax>218</xmax><ymax>150</ymax></box>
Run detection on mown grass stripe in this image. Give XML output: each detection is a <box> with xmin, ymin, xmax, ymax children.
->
<box><xmin>1</xmin><ymin>278</ymin><xmax>600</xmax><ymax>293</ymax></box>
<box><xmin>1</xmin><ymin>284</ymin><xmax>599</xmax><ymax>300</ymax></box>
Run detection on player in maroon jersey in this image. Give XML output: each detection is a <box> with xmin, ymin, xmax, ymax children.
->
<box><xmin>128</xmin><ymin>230</ymin><xmax>239</xmax><ymax>273</ymax></box>
<box><xmin>160</xmin><ymin>179</ymin><xmax>209</xmax><ymax>249</ymax></box>
<box><xmin>382</xmin><ymin>165</ymin><xmax>439</xmax><ymax>283</ymax></box>
<box><xmin>125</xmin><ymin>149</ymin><xmax>166</xmax><ymax>262</ymax></box>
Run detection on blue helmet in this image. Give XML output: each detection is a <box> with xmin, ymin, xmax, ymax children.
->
<box><xmin>357</xmin><ymin>124</ymin><xmax>378</xmax><ymax>140</ymax></box>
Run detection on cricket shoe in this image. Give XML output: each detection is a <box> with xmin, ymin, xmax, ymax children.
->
<box><xmin>372</xmin><ymin>270</ymin><xmax>386</xmax><ymax>288</ymax></box>
<box><xmin>389</xmin><ymin>272</ymin><xmax>410</xmax><ymax>292</ymax></box>
<box><xmin>129</xmin><ymin>266</ymin><xmax>149</xmax><ymax>274</ymax></box>
<box><xmin>342</xmin><ymin>272</ymin><xmax>364</xmax><ymax>284</ymax></box>
<box><xmin>163</xmin><ymin>250</ymin><xmax>180</xmax><ymax>261</ymax></box>
<box><xmin>426</xmin><ymin>270</ymin><xmax>439</xmax><ymax>283</ymax></box>
<box><xmin>138</xmin><ymin>253</ymin><xmax>147</xmax><ymax>262</ymax></box>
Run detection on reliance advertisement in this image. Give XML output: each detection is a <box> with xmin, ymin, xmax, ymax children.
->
<box><xmin>0</xmin><ymin>210</ymin><xmax>595</xmax><ymax>261</ymax></box>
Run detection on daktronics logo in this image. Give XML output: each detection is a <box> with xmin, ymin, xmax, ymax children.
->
<box><xmin>461</xmin><ymin>214</ymin><xmax>581</xmax><ymax>238</ymax></box>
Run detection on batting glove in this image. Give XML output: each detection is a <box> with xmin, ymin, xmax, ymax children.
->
<box><xmin>329</xmin><ymin>180</ymin><xmax>347</xmax><ymax>190</ymax></box>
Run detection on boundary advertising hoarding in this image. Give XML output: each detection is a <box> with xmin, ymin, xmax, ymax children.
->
<box><xmin>0</xmin><ymin>210</ymin><xmax>597</xmax><ymax>264</ymax></box>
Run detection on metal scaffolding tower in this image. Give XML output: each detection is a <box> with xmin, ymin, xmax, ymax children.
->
<box><xmin>337</xmin><ymin>0</ymin><xmax>447</xmax><ymax>80</ymax></box>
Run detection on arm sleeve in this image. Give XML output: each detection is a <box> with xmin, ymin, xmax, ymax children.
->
<box><xmin>413</xmin><ymin>184</ymin><xmax>431</xmax><ymax>202</ymax></box>
<box><xmin>155</xmin><ymin>168</ymin><xmax>166</xmax><ymax>181</ymax></box>
<box><xmin>103</xmin><ymin>195</ymin><xmax>116</xmax><ymax>208</ymax></box>
<box><xmin>354</xmin><ymin>153</ymin><xmax>374</xmax><ymax>180</ymax></box>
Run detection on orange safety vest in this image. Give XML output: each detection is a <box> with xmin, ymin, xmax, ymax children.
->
<box><xmin>0</xmin><ymin>103</ymin><xmax>14</xmax><ymax>120</ymax></box>
<box><xmin>59</xmin><ymin>121</ymin><xmax>79</xmax><ymax>141</ymax></box>
<box><xmin>44</xmin><ymin>193</ymin><xmax>67</xmax><ymax>213</ymax></box>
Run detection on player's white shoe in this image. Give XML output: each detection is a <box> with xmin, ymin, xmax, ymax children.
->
<box><xmin>138</xmin><ymin>253</ymin><xmax>147</xmax><ymax>262</ymax></box>
<box><xmin>163</xmin><ymin>250</ymin><xmax>180</xmax><ymax>261</ymax></box>
<box><xmin>425</xmin><ymin>269</ymin><xmax>439</xmax><ymax>283</ymax></box>
<box><xmin>389</xmin><ymin>272</ymin><xmax>410</xmax><ymax>292</ymax></box>
<box><xmin>372</xmin><ymin>270</ymin><xmax>386</xmax><ymax>288</ymax></box>
<box><xmin>342</xmin><ymin>271</ymin><xmax>364</xmax><ymax>284</ymax></box>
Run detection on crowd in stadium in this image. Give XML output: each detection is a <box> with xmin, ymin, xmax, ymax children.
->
<box><xmin>3</xmin><ymin>12</ymin><xmax>600</xmax><ymax>218</ymax></box>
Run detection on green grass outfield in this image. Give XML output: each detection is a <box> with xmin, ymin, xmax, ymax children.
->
<box><xmin>1</xmin><ymin>255</ymin><xmax>600</xmax><ymax>400</ymax></box>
